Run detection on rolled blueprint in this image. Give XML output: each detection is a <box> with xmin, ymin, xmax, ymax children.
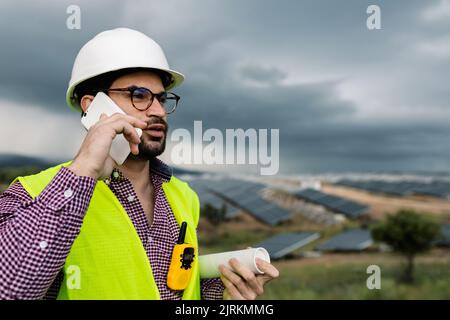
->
<box><xmin>199</xmin><ymin>247</ymin><xmax>271</xmax><ymax>279</ymax></box>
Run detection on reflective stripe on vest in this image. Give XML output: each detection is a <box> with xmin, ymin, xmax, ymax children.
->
<box><xmin>11</xmin><ymin>161</ymin><xmax>201</xmax><ymax>300</ymax></box>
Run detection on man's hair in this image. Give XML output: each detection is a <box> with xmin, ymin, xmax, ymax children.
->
<box><xmin>73</xmin><ymin>67</ymin><xmax>172</xmax><ymax>112</ymax></box>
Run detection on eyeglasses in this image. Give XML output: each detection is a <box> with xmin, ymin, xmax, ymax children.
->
<box><xmin>101</xmin><ymin>86</ymin><xmax>180</xmax><ymax>114</ymax></box>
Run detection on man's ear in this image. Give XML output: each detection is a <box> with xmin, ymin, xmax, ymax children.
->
<box><xmin>80</xmin><ymin>95</ymin><xmax>95</xmax><ymax>113</ymax></box>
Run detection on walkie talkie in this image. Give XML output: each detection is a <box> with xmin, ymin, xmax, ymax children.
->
<box><xmin>167</xmin><ymin>221</ymin><xmax>196</xmax><ymax>290</ymax></box>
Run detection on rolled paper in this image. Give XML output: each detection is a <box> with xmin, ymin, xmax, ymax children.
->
<box><xmin>199</xmin><ymin>247</ymin><xmax>271</xmax><ymax>279</ymax></box>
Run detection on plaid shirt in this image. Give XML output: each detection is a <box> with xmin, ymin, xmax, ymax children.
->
<box><xmin>0</xmin><ymin>158</ymin><xmax>224</xmax><ymax>300</ymax></box>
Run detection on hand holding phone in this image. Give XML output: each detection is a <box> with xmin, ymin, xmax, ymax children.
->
<box><xmin>67</xmin><ymin>93</ymin><xmax>147</xmax><ymax>180</ymax></box>
<box><xmin>81</xmin><ymin>92</ymin><xmax>143</xmax><ymax>165</ymax></box>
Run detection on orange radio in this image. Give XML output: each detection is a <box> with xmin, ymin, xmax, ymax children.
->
<box><xmin>167</xmin><ymin>221</ymin><xmax>195</xmax><ymax>290</ymax></box>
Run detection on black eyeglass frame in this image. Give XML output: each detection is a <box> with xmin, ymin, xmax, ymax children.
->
<box><xmin>99</xmin><ymin>86</ymin><xmax>180</xmax><ymax>114</ymax></box>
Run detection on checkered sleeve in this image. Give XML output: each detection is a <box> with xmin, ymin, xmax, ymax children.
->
<box><xmin>0</xmin><ymin>167</ymin><xmax>96</xmax><ymax>299</ymax></box>
<box><xmin>200</xmin><ymin>278</ymin><xmax>225</xmax><ymax>300</ymax></box>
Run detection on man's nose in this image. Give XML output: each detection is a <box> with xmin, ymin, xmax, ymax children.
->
<box><xmin>145</xmin><ymin>98</ymin><xmax>166</xmax><ymax>118</ymax></box>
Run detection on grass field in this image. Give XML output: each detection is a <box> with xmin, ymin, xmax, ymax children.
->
<box><xmin>258</xmin><ymin>251</ymin><xmax>450</xmax><ymax>300</ymax></box>
<box><xmin>197</xmin><ymin>212</ymin><xmax>450</xmax><ymax>300</ymax></box>
<box><xmin>198</xmin><ymin>216</ymin><xmax>450</xmax><ymax>300</ymax></box>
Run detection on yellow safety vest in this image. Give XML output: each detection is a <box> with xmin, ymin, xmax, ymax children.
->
<box><xmin>11</xmin><ymin>161</ymin><xmax>201</xmax><ymax>300</ymax></box>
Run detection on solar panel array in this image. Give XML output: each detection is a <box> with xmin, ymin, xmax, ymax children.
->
<box><xmin>255</xmin><ymin>232</ymin><xmax>320</xmax><ymax>259</ymax></box>
<box><xmin>336</xmin><ymin>179</ymin><xmax>450</xmax><ymax>198</ymax></box>
<box><xmin>189</xmin><ymin>179</ymin><xmax>219</xmax><ymax>206</ymax></box>
<box><xmin>189</xmin><ymin>178</ymin><xmax>291</xmax><ymax>225</ymax></box>
<box><xmin>295</xmin><ymin>188</ymin><xmax>369</xmax><ymax>218</ymax></box>
<box><xmin>316</xmin><ymin>229</ymin><xmax>373</xmax><ymax>251</ymax></box>
<box><xmin>189</xmin><ymin>179</ymin><xmax>240</xmax><ymax>219</ymax></box>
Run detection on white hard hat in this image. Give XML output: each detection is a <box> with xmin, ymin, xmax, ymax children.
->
<box><xmin>66</xmin><ymin>27</ymin><xmax>184</xmax><ymax>112</ymax></box>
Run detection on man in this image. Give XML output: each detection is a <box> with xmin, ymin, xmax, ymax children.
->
<box><xmin>0</xmin><ymin>28</ymin><xmax>278</xmax><ymax>300</ymax></box>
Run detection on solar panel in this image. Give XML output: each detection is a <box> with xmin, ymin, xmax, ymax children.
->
<box><xmin>239</xmin><ymin>197</ymin><xmax>269</xmax><ymax>209</ymax></box>
<box><xmin>190</xmin><ymin>179</ymin><xmax>242</xmax><ymax>219</ymax></box>
<box><xmin>255</xmin><ymin>232</ymin><xmax>321</xmax><ymax>259</ymax></box>
<box><xmin>190</xmin><ymin>178</ymin><xmax>290</xmax><ymax>225</ymax></box>
<box><xmin>207</xmin><ymin>180</ymin><xmax>265</xmax><ymax>203</ymax></box>
<box><xmin>198</xmin><ymin>192</ymin><xmax>219</xmax><ymax>205</ymax></box>
<box><xmin>295</xmin><ymin>188</ymin><xmax>369</xmax><ymax>218</ymax></box>
<box><xmin>225</xmin><ymin>207</ymin><xmax>242</xmax><ymax>219</ymax></box>
<box><xmin>224</xmin><ymin>185</ymin><xmax>263</xmax><ymax>200</ymax></box>
<box><xmin>190</xmin><ymin>186</ymin><xmax>217</xmax><ymax>205</ymax></box>
<box><xmin>297</xmin><ymin>189</ymin><xmax>327</xmax><ymax>201</ymax></box>
<box><xmin>316</xmin><ymin>229</ymin><xmax>373</xmax><ymax>251</ymax></box>
<box><xmin>348</xmin><ymin>208</ymin><xmax>368</xmax><ymax>218</ymax></box>
<box><xmin>265</xmin><ymin>212</ymin><xmax>291</xmax><ymax>225</ymax></box>
<box><xmin>378</xmin><ymin>183</ymin><xmax>407</xmax><ymax>196</ymax></box>
<box><xmin>209</xmin><ymin>179</ymin><xmax>264</xmax><ymax>193</ymax></box>
<box><xmin>335</xmin><ymin>179</ymin><xmax>450</xmax><ymax>198</ymax></box>
<box><xmin>394</xmin><ymin>183</ymin><xmax>416</xmax><ymax>195</ymax></box>
<box><xmin>333</xmin><ymin>202</ymin><xmax>369</xmax><ymax>218</ymax></box>
<box><xmin>328</xmin><ymin>199</ymin><xmax>349</xmax><ymax>208</ymax></box>
<box><xmin>316</xmin><ymin>195</ymin><xmax>344</xmax><ymax>207</ymax></box>
<box><xmin>205</xmin><ymin>179</ymin><xmax>237</xmax><ymax>193</ymax></box>
<box><xmin>241</xmin><ymin>199</ymin><xmax>291</xmax><ymax>225</ymax></box>
<box><xmin>419</xmin><ymin>185</ymin><xmax>450</xmax><ymax>198</ymax></box>
<box><xmin>364</xmin><ymin>182</ymin><xmax>386</xmax><ymax>193</ymax></box>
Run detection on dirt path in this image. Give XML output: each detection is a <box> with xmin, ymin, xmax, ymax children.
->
<box><xmin>273</xmin><ymin>249</ymin><xmax>450</xmax><ymax>269</ymax></box>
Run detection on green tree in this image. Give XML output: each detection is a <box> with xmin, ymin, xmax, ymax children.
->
<box><xmin>371</xmin><ymin>209</ymin><xmax>441</xmax><ymax>283</ymax></box>
<box><xmin>201</xmin><ymin>202</ymin><xmax>227</xmax><ymax>225</ymax></box>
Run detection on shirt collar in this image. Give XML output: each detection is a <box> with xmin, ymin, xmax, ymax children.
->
<box><xmin>106</xmin><ymin>157</ymin><xmax>173</xmax><ymax>184</ymax></box>
<box><xmin>150</xmin><ymin>157</ymin><xmax>173</xmax><ymax>181</ymax></box>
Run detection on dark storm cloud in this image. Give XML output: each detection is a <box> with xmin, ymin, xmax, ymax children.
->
<box><xmin>239</xmin><ymin>65</ymin><xmax>287</xmax><ymax>85</ymax></box>
<box><xmin>0</xmin><ymin>0</ymin><xmax>449</xmax><ymax>173</ymax></box>
<box><xmin>171</xmin><ymin>76</ymin><xmax>354</xmax><ymax>131</ymax></box>
<box><xmin>280</xmin><ymin>124</ymin><xmax>450</xmax><ymax>173</ymax></box>
<box><xmin>0</xmin><ymin>0</ymin><xmax>125</xmax><ymax>112</ymax></box>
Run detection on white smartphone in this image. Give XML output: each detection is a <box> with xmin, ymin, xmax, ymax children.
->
<box><xmin>81</xmin><ymin>92</ymin><xmax>143</xmax><ymax>165</ymax></box>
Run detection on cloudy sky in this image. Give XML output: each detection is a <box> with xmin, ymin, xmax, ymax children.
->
<box><xmin>0</xmin><ymin>0</ymin><xmax>449</xmax><ymax>175</ymax></box>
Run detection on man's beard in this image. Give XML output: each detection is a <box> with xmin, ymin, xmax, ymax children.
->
<box><xmin>138</xmin><ymin>134</ymin><xmax>166</xmax><ymax>158</ymax></box>
<box><xmin>134</xmin><ymin>117</ymin><xmax>168</xmax><ymax>160</ymax></box>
